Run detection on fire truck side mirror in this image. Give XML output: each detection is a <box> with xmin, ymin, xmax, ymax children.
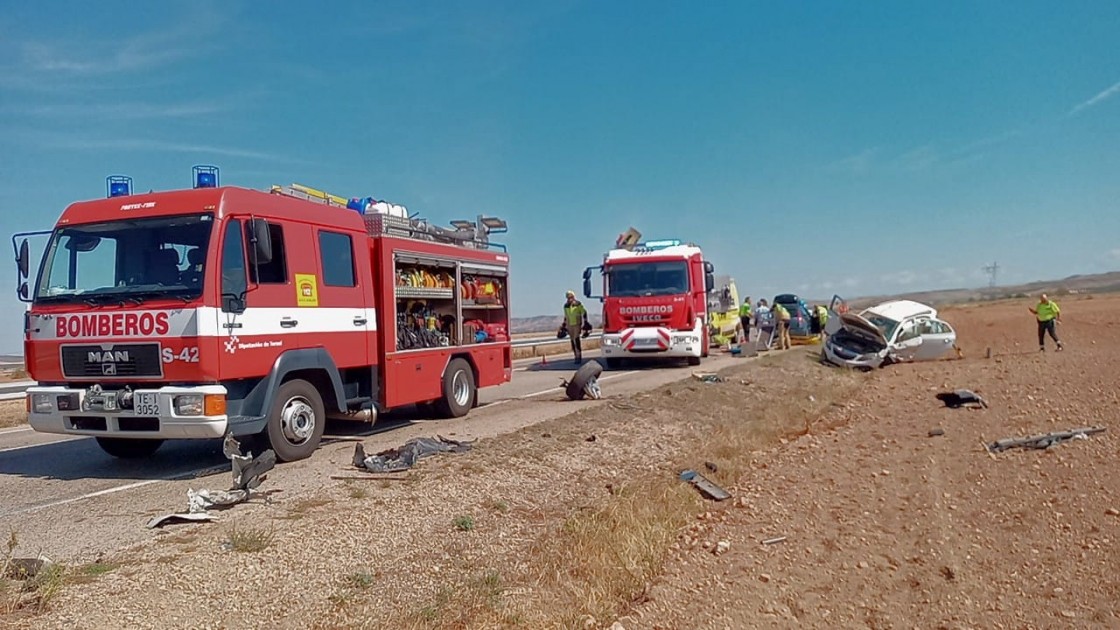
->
<box><xmin>17</xmin><ymin>240</ymin><xmax>29</xmax><ymax>279</ymax></box>
<box><xmin>705</xmin><ymin>273</ymin><xmax>715</xmax><ymax>293</ymax></box>
<box><xmin>18</xmin><ymin>282</ymin><xmax>28</xmax><ymax>300</ymax></box>
<box><xmin>247</xmin><ymin>219</ymin><xmax>273</xmax><ymax>266</ymax></box>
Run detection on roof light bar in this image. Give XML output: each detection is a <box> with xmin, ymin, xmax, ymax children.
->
<box><xmin>107</xmin><ymin>175</ymin><xmax>132</xmax><ymax>198</ymax></box>
<box><xmin>192</xmin><ymin>165</ymin><xmax>219</xmax><ymax>189</ymax></box>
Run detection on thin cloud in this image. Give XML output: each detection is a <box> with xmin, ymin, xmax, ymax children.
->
<box><xmin>41</xmin><ymin>136</ymin><xmax>305</xmax><ymax>164</ymax></box>
<box><xmin>826</xmin><ymin>148</ymin><xmax>878</xmax><ymax>175</ymax></box>
<box><xmin>5</xmin><ymin>100</ymin><xmax>227</xmax><ymax>120</ymax></box>
<box><xmin>1069</xmin><ymin>80</ymin><xmax>1120</xmax><ymax>116</ymax></box>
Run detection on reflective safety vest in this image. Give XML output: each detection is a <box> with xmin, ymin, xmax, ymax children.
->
<box><xmin>739</xmin><ymin>302</ymin><xmax>752</xmax><ymax>317</ymax></box>
<box><xmin>564</xmin><ymin>301</ymin><xmax>587</xmax><ymax>328</ymax></box>
<box><xmin>773</xmin><ymin>304</ymin><xmax>790</xmax><ymax>321</ymax></box>
<box><xmin>1035</xmin><ymin>300</ymin><xmax>1060</xmax><ymax>322</ymax></box>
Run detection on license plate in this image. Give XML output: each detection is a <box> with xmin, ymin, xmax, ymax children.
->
<box><xmin>134</xmin><ymin>393</ymin><xmax>160</xmax><ymax>416</ymax></box>
<box><xmin>635</xmin><ymin>338</ymin><xmax>658</xmax><ymax>346</ymax></box>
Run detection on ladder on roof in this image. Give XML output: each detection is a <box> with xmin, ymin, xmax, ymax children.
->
<box><xmin>270</xmin><ymin>183</ymin><xmax>350</xmax><ymax>208</ymax></box>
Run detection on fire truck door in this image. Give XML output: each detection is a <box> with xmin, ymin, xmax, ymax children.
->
<box><xmin>310</xmin><ymin>228</ymin><xmax>370</xmax><ymax>368</ymax></box>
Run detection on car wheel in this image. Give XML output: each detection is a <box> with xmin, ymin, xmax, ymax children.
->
<box><xmin>95</xmin><ymin>437</ymin><xmax>164</xmax><ymax>459</ymax></box>
<box><xmin>566</xmin><ymin>360</ymin><xmax>604</xmax><ymax>400</ymax></box>
<box><xmin>264</xmin><ymin>379</ymin><xmax>326</xmax><ymax>462</ymax></box>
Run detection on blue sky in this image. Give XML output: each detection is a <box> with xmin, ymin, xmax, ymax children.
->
<box><xmin>2</xmin><ymin>0</ymin><xmax>1119</xmax><ymax>353</ymax></box>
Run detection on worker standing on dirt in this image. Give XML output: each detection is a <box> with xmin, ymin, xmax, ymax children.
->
<box><xmin>773</xmin><ymin>302</ymin><xmax>792</xmax><ymax>350</ymax></box>
<box><xmin>739</xmin><ymin>297</ymin><xmax>753</xmax><ymax>344</ymax></box>
<box><xmin>1028</xmin><ymin>293</ymin><xmax>1064</xmax><ymax>352</ymax></box>
<box><xmin>562</xmin><ymin>290</ymin><xmax>591</xmax><ymax>363</ymax></box>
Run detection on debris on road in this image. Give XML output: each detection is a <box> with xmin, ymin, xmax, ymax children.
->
<box><xmin>563</xmin><ymin>360</ymin><xmax>604</xmax><ymax>400</ymax></box>
<box><xmin>3</xmin><ymin>556</ymin><xmax>53</xmax><ymax>581</ymax></box>
<box><xmin>679</xmin><ymin>469</ymin><xmax>731</xmax><ymax>501</ymax></box>
<box><xmin>986</xmin><ymin>426</ymin><xmax>1106</xmax><ymax>453</ymax></box>
<box><xmin>935</xmin><ymin>389</ymin><xmax>989</xmax><ymax>409</ymax></box>
<box><xmin>929</xmin><ymin>428</ymin><xmax>946</xmax><ymax>437</ymax></box>
<box><xmin>762</xmin><ymin>536</ymin><xmax>787</xmax><ymax>546</ymax></box>
<box><xmin>692</xmin><ymin>372</ymin><xmax>724</xmax><ymax>383</ymax></box>
<box><xmin>352</xmin><ymin>435</ymin><xmax>473</xmax><ymax>474</ymax></box>
<box><xmin>146</xmin><ymin>436</ymin><xmax>277</xmax><ymax>529</ymax></box>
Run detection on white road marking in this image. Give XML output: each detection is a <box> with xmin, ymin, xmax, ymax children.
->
<box><xmin>485</xmin><ymin>372</ymin><xmax>633</xmax><ymax>407</ymax></box>
<box><xmin>0</xmin><ymin>425</ymin><xmax>33</xmax><ymax>435</ymax></box>
<box><xmin>0</xmin><ymin>479</ymin><xmax>163</xmax><ymax>518</ymax></box>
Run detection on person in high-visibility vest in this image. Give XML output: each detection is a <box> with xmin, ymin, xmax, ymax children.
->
<box><xmin>561</xmin><ymin>290</ymin><xmax>591</xmax><ymax>362</ymax></box>
<box><xmin>772</xmin><ymin>302</ymin><xmax>791</xmax><ymax>350</ymax></box>
<box><xmin>738</xmin><ymin>297</ymin><xmax>753</xmax><ymax>343</ymax></box>
<box><xmin>1028</xmin><ymin>293</ymin><xmax>1063</xmax><ymax>352</ymax></box>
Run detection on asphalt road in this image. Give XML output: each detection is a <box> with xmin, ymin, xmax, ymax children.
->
<box><xmin>0</xmin><ymin>349</ymin><xmax>754</xmax><ymax>561</ymax></box>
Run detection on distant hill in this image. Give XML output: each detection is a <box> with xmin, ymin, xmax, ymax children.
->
<box><xmin>511</xmin><ymin>270</ymin><xmax>1120</xmax><ymax>333</ymax></box>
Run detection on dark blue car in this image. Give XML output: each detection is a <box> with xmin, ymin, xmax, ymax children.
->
<box><xmin>773</xmin><ymin>294</ymin><xmax>814</xmax><ymax>338</ymax></box>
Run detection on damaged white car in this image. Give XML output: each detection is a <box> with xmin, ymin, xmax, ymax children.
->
<box><xmin>822</xmin><ymin>298</ymin><xmax>958</xmax><ymax>369</ymax></box>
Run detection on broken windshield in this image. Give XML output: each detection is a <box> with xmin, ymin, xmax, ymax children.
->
<box><xmin>35</xmin><ymin>213</ymin><xmax>214</xmax><ymax>305</ymax></box>
<box><xmin>606</xmin><ymin>260</ymin><xmax>690</xmax><ymax>297</ymax></box>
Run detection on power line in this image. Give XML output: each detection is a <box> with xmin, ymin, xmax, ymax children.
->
<box><xmin>981</xmin><ymin>261</ymin><xmax>1000</xmax><ymax>289</ymax></box>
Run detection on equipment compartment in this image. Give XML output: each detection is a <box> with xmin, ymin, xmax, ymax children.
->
<box><xmin>393</xmin><ymin>258</ymin><xmax>509</xmax><ymax>351</ymax></box>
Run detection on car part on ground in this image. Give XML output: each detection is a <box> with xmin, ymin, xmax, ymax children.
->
<box><xmin>564</xmin><ymin>360</ymin><xmax>604</xmax><ymax>400</ymax></box>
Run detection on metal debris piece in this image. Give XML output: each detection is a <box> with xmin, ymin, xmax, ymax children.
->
<box><xmin>145</xmin><ymin>512</ymin><xmax>218</xmax><ymax>529</ymax></box>
<box><xmin>679</xmin><ymin>469</ymin><xmax>731</xmax><ymax>501</ymax></box>
<box><xmin>929</xmin><ymin>428</ymin><xmax>945</xmax><ymax>437</ymax></box>
<box><xmin>146</xmin><ymin>436</ymin><xmax>276</xmax><ymax>528</ymax></box>
<box><xmin>353</xmin><ymin>435</ymin><xmax>473</xmax><ymax>474</ymax></box>
<box><xmin>987</xmin><ymin>426</ymin><xmax>1106</xmax><ymax>453</ymax></box>
<box><xmin>762</xmin><ymin>536</ymin><xmax>787</xmax><ymax>546</ymax></box>
<box><xmin>692</xmin><ymin>372</ymin><xmax>724</xmax><ymax>383</ymax></box>
<box><xmin>3</xmin><ymin>557</ymin><xmax>53</xmax><ymax>580</ymax></box>
<box><xmin>564</xmin><ymin>360</ymin><xmax>604</xmax><ymax>400</ymax></box>
<box><xmin>935</xmin><ymin>389</ymin><xmax>989</xmax><ymax>409</ymax></box>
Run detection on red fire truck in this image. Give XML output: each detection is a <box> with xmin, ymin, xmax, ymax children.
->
<box><xmin>13</xmin><ymin>167</ymin><xmax>512</xmax><ymax>461</ymax></box>
<box><xmin>582</xmin><ymin>229</ymin><xmax>715</xmax><ymax>370</ymax></box>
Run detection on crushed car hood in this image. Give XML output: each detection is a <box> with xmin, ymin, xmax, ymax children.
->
<box><xmin>836</xmin><ymin>312</ymin><xmax>888</xmax><ymax>348</ymax></box>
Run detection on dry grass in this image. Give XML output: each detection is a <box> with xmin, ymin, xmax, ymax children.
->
<box><xmin>394</xmin><ymin>349</ymin><xmax>864</xmax><ymax>629</ymax></box>
<box><xmin>0</xmin><ymin>401</ymin><xmax>26</xmax><ymax>430</ymax></box>
<box><xmin>1</xmin><ymin>532</ymin><xmax>66</xmax><ymax>619</ymax></box>
<box><xmin>224</xmin><ymin>525</ymin><xmax>274</xmax><ymax>553</ymax></box>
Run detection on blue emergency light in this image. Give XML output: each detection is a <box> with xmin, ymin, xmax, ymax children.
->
<box><xmin>192</xmin><ymin>165</ymin><xmax>219</xmax><ymax>189</ymax></box>
<box><xmin>107</xmin><ymin>175</ymin><xmax>132</xmax><ymax>197</ymax></box>
<box><xmin>637</xmin><ymin>239</ymin><xmax>682</xmax><ymax>250</ymax></box>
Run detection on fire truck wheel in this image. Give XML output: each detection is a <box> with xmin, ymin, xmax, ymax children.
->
<box><xmin>437</xmin><ymin>358</ymin><xmax>476</xmax><ymax>418</ymax></box>
<box><xmin>265</xmin><ymin>379</ymin><xmax>326</xmax><ymax>462</ymax></box>
<box><xmin>687</xmin><ymin>356</ymin><xmax>702</xmax><ymax>366</ymax></box>
<box><xmin>95</xmin><ymin>437</ymin><xmax>164</xmax><ymax>459</ymax></box>
<box><xmin>604</xmin><ymin>358</ymin><xmax>623</xmax><ymax>370</ymax></box>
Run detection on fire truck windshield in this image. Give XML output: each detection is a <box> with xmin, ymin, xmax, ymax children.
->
<box><xmin>35</xmin><ymin>213</ymin><xmax>214</xmax><ymax>305</ymax></box>
<box><xmin>606</xmin><ymin>260</ymin><xmax>690</xmax><ymax>297</ymax></box>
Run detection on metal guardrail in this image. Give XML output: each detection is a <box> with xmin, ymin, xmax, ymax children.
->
<box><xmin>510</xmin><ymin>333</ymin><xmax>602</xmax><ymax>348</ymax></box>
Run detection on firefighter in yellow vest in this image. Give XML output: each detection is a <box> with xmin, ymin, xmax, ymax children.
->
<box><xmin>772</xmin><ymin>302</ymin><xmax>792</xmax><ymax>350</ymax></box>
<box><xmin>738</xmin><ymin>297</ymin><xmax>753</xmax><ymax>344</ymax></box>
<box><xmin>1028</xmin><ymin>293</ymin><xmax>1063</xmax><ymax>352</ymax></box>
<box><xmin>561</xmin><ymin>290</ymin><xmax>591</xmax><ymax>363</ymax></box>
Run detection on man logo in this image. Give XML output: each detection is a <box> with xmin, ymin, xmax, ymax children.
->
<box><xmin>102</xmin><ymin>363</ymin><xmax>117</xmax><ymax>376</ymax></box>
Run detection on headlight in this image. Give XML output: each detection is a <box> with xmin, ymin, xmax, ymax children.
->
<box><xmin>31</xmin><ymin>393</ymin><xmax>53</xmax><ymax>413</ymax></box>
<box><xmin>602</xmin><ymin>337</ymin><xmax>619</xmax><ymax>346</ymax></box>
<box><xmin>174</xmin><ymin>394</ymin><xmax>204</xmax><ymax>416</ymax></box>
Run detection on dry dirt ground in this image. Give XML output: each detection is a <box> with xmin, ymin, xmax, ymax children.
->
<box><xmin>4</xmin><ymin>295</ymin><xmax>1119</xmax><ymax>629</ymax></box>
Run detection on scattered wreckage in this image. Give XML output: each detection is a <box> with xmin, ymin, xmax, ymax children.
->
<box><xmin>987</xmin><ymin>426</ymin><xmax>1106</xmax><ymax>454</ymax></box>
<box><xmin>352</xmin><ymin>436</ymin><xmax>473</xmax><ymax>474</ymax></box>
<box><xmin>563</xmin><ymin>360</ymin><xmax>604</xmax><ymax>400</ymax></box>
<box><xmin>146</xmin><ymin>435</ymin><xmax>276</xmax><ymax>528</ymax></box>
<box><xmin>822</xmin><ymin>299</ymin><xmax>959</xmax><ymax>370</ymax></box>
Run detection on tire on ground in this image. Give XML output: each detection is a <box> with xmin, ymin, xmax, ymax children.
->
<box><xmin>95</xmin><ymin>437</ymin><xmax>164</xmax><ymax>459</ymax></box>
<box><xmin>264</xmin><ymin>378</ymin><xmax>326</xmax><ymax>462</ymax></box>
<box><xmin>566</xmin><ymin>359</ymin><xmax>604</xmax><ymax>400</ymax></box>
<box><xmin>436</xmin><ymin>358</ymin><xmax>476</xmax><ymax>418</ymax></box>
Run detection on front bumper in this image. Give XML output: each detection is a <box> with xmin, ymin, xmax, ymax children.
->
<box><xmin>600</xmin><ymin>330</ymin><xmax>703</xmax><ymax>359</ymax></box>
<box><xmin>822</xmin><ymin>339</ymin><xmax>886</xmax><ymax>369</ymax></box>
<box><xmin>26</xmin><ymin>384</ymin><xmax>228</xmax><ymax>440</ymax></box>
